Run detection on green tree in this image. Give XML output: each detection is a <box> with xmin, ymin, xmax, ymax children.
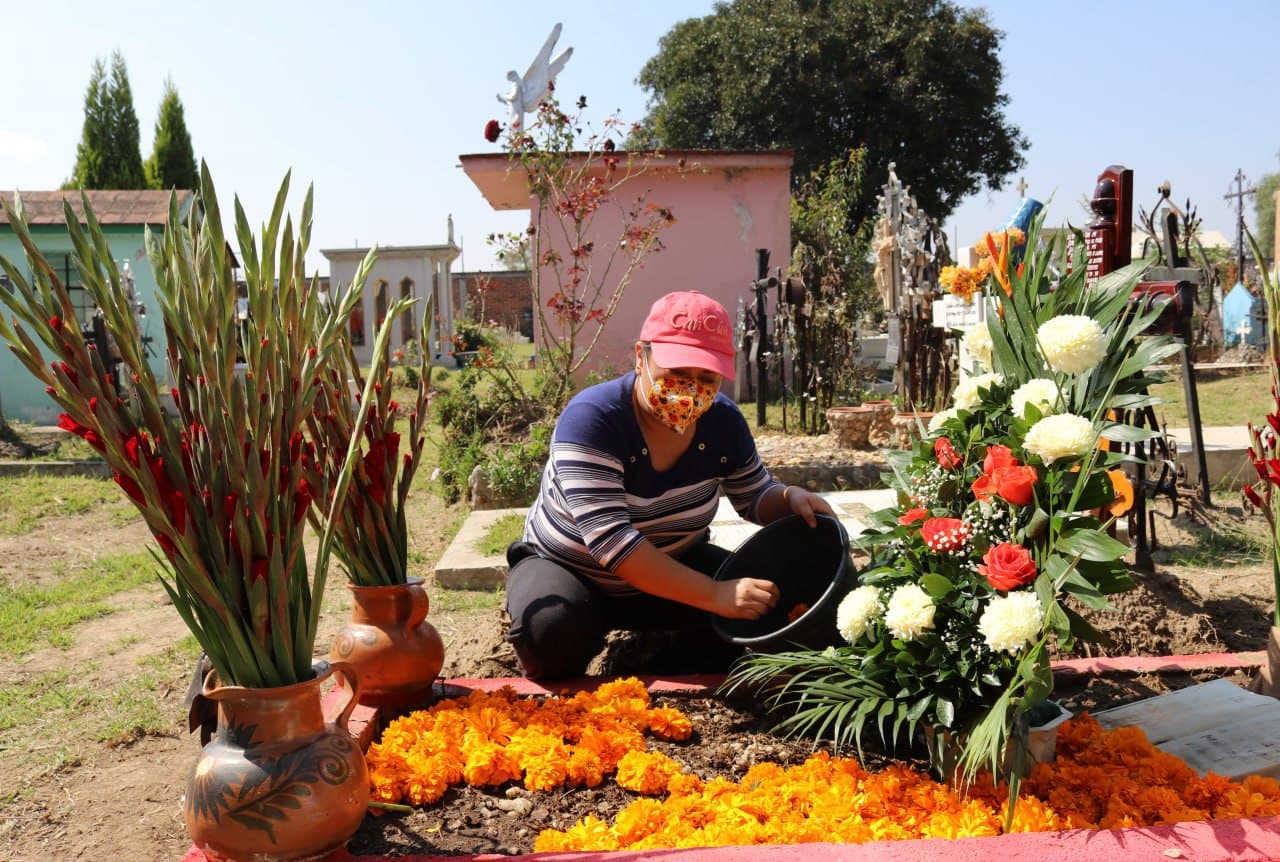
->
<box><xmin>65</xmin><ymin>51</ymin><xmax>146</xmax><ymax>190</ymax></box>
<box><xmin>636</xmin><ymin>0</ymin><xmax>1027</xmax><ymax>224</ymax></box>
<box><xmin>1253</xmin><ymin>155</ymin><xmax>1279</xmax><ymax>265</ymax></box>
<box><xmin>145</xmin><ymin>78</ymin><xmax>199</xmax><ymax>191</ymax></box>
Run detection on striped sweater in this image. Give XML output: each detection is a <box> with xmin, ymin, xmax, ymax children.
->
<box><xmin>524</xmin><ymin>372</ymin><xmax>780</xmax><ymax>594</ymax></box>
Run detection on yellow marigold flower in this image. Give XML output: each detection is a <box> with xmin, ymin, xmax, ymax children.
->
<box><xmin>616</xmin><ymin>749</ymin><xmax>683</xmax><ymax>795</ymax></box>
<box><xmin>614</xmin><ymin>797</ymin><xmax>668</xmax><ymax>844</ymax></box>
<box><xmin>566</xmin><ymin>747</ymin><xmax>605</xmax><ymax>788</ymax></box>
<box><xmin>647</xmin><ymin>705</ymin><xmax>693</xmax><ymax>740</ymax></box>
<box><xmin>462</xmin><ymin>740</ymin><xmax>520</xmax><ymax>786</ymax></box>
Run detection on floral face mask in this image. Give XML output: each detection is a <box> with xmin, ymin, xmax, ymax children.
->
<box><xmin>642</xmin><ymin>362</ymin><xmax>718</xmax><ymax>435</ymax></box>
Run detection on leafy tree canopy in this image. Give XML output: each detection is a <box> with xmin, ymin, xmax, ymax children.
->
<box><xmin>66</xmin><ymin>50</ymin><xmax>147</xmax><ymax>190</ymax></box>
<box><xmin>1253</xmin><ymin>155</ymin><xmax>1279</xmax><ymax>265</ymax></box>
<box><xmin>145</xmin><ymin>78</ymin><xmax>199</xmax><ymax>191</ymax></box>
<box><xmin>636</xmin><ymin>0</ymin><xmax>1028</xmax><ymax>224</ymax></box>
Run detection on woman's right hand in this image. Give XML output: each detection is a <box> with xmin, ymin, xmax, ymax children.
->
<box><xmin>713</xmin><ymin>577</ymin><xmax>780</xmax><ymax>620</ymax></box>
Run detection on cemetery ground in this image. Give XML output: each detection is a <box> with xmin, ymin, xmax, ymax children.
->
<box><xmin>0</xmin><ymin>369</ymin><xmax>1276</xmax><ymax>860</ymax></box>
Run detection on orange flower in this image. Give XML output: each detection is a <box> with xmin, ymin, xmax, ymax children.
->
<box><xmin>1107</xmin><ymin>469</ymin><xmax>1134</xmax><ymax>516</ymax></box>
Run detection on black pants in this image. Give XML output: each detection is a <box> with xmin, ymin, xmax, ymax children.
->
<box><xmin>504</xmin><ymin>540</ymin><xmax>741</xmax><ymax>680</ymax></box>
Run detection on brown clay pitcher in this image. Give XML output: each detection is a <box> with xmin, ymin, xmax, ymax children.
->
<box><xmin>330</xmin><ymin>576</ymin><xmax>445</xmax><ymax>710</ymax></box>
<box><xmin>184</xmin><ymin>660</ymin><xmax>369</xmax><ymax>861</ymax></box>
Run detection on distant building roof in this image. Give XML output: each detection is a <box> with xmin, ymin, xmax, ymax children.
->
<box><xmin>0</xmin><ymin>190</ymin><xmax>194</xmax><ymax>226</ymax></box>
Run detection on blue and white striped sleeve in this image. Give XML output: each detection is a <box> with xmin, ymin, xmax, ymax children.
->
<box><xmin>721</xmin><ymin>410</ymin><xmax>782</xmax><ymax>523</ymax></box>
<box><xmin>550</xmin><ymin>404</ymin><xmax>645</xmax><ymax>570</ymax></box>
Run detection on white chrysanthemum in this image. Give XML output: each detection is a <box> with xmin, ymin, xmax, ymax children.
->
<box><xmin>952</xmin><ymin>372</ymin><xmax>1004</xmax><ymax>411</ymax></box>
<box><xmin>961</xmin><ymin>323</ymin><xmax>993</xmax><ymax>370</ymax></box>
<box><xmin>884</xmin><ymin>584</ymin><xmax>936</xmax><ymax>641</ymax></box>
<box><xmin>835</xmin><ymin>585</ymin><xmax>883</xmax><ymax>644</ymax></box>
<box><xmin>978</xmin><ymin>591</ymin><xmax>1045</xmax><ymax>654</ymax></box>
<box><xmin>1011</xmin><ymin>378</ymin><xmax>1060</xmax><ymax>419</ymax></box>
<box><xmin>1023</xmin><ymin>413</ymin><xmax>1095</xmax><ymax>464</ymax></box>
<box><xmin>1037</xmin><ymin>314</ymin><xmax>1107</xmax><ymax>375</ymax></box>
<box><xmin>928</xmin><ymin>407</ymin><xmax>960</xmax><ymax>433</ymax></box>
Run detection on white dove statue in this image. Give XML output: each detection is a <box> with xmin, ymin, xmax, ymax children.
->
<box><xmin>497</xmin><ymin>22</ymin><xmax>574</xmax><ymax>127</ymax></box>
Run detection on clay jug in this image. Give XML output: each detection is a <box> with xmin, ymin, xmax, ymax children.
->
<box><xmin>184</xmin><ymin>661</ymin><xmax>369</xmax><ymax>862</ymax></box>
<box><xmin>330</xmin><ymin>577</ymin><xmax>445</xmax><ymax>709</ymax></box>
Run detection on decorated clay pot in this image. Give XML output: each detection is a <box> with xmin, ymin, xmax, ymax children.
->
<box><xmin>893</xmin><ymin>411</ymin><xmax>937</xmax><ymax>449</ymax></box>
<box><xmin>825</xmin><ymin>406</ymin><xmax>875</xmax><ymax>449</ymax></box>
<box><xmin>184</xmin><ymin>661</ymin><xmax>369</xmax><ymax>862</ymax></box>
<box><xmin>330</xmin><ymin>577</ymin><xmax>445</xmax><ymax>710</ymax></box>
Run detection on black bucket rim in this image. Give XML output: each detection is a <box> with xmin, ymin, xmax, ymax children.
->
<box><xmin>710</xmin><ymin>513</ymin><xmax>850</xmax><ymax>648</ymax></box>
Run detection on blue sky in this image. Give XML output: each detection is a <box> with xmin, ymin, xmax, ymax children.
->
<box><xmin>2</xmin><ymin>1</ymin><xmax>1277</xmax><ymax>277</ymax></box>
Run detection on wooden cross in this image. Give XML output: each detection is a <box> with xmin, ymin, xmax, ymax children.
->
<box><xmin>1016</xmin><ymin>176</ymin><xmax>1028</xmax><ymax>197</ymax></box>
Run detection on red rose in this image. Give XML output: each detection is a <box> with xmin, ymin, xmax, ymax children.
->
<box><xmin>992</xmin><ymin>464</ymin><xmax>1038</xmax><ymax>506</ymax></box>
<box><xmin>983</xmin><ymin>444</ymin><xmax>1017</xmax><ymax>474</ymax></box>
<box><xmin>898</xmin><ymin>507</ymin><xmax>929</xmax><ymax>526</ymax></box>
<box><xmin>934</xmin><ymin>437</ymin><xmax>962</xmax><ymax>470</ymax></box>
<box><xmin>979</xmin><ymin>542</ymin><xmax>1038</xmax><ymax>591</ymax></box>
<box><xmin>484</xmin><ymin>119</ymin><xmax>502</xmax><ymax>143</ymax></box>
<box><xmin>920</xmin><ymin>517</ymin><xmax>970</xmax><ymax>553</ymax></box>
<box><xmin>971</xmin><ymin>473</ymin><xmax>997</xmax><ymax>503</ymax></box>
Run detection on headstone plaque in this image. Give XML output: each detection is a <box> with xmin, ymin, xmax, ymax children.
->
<box><xmin>1093</xmin><ymin>678</ymin><xmax>1277</xmax><ymax>744</ymax></box>
<box><xmin>1092</xmin><ymin>679</ymin><xmax>1280</xmax><ymax>781</ymax></box>
<box><xmin>1085</xmin><ymin>165</ymin><xmax>1133</xmax><ymax>288</ymax></box>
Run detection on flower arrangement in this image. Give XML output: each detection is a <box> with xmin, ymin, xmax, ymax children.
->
<box><xmin>725</xmin><ymin>209</ymin><xmax>1181</xmax><ymax>794</ymax></box>
<box><xmin>306</xmin><ymin>293</ymin><xmax>431</xmax><ymax>587</ymax></box>
<box><xmin>0</xmin><ymin>168</ymin><xmax>398</xmax><ymax>688</ymax></box>
<box><xmin>939</xmin><ymin>228</ymin><xmax>1025</xmax><ymax>300</ymax></box>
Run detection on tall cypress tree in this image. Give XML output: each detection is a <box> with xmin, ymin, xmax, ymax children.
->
<box><xmin>64</xmin><ymin>58</ymin><xmax>110</xmax><ymax>189</ymax></box>
<box><xmin>65</xmin><ymin>50</ymin><xmax>147</xmax><ymax>190</ymax></box>
<box><xmin>145</xmin><ymin>78</ymin><xmax>198</xmax><ymax>191</ymax></box>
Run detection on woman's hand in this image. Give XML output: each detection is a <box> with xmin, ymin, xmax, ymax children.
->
<box><xmin>781</xmin><ymin>485</ymin><xmax>835</xmax><ymax>527</ymax></box>
<box><xmin>711</xmin><ymin>576</ymin><xmax>780</xmax><ymax>620</ymax></box>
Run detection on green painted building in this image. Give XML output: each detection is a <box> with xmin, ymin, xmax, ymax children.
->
<box><xmin>0</xmin><ymin>189</ymin><xmax>193</xmax><ymax>424</ymax></box>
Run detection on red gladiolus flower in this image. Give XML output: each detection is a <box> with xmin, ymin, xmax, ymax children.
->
<box><xmin>57</xmin><ymin>413</ymin><xmax>105</xmax><ymax>452</ymax></box>
<box><xmin>251</xmin><ymin>558</ymin><xmax>269</xmax><ymax>582</ymax></box>
<box><xmin>49</xmin><ymin>315</ymin><xmax>62</xmax><ymax>330</ymax></box>
<box><xmin>898</xmin><ymin>507</ymin><xmax>929</xmax><ymax>526</ymax></box>
<box><xmin>934</xmin><ymin>437</ymin><xmax>962</xmax><ymax>470</ymax></box>
<box><xmin>979</xmin><ymin>542</ymin><xmax>1038</xmax><ymax>591</ymax></box>
<box><xmin>155</xmin><ymin>532</ymin><xmax>178</xmax><ymax>561</ymax></box>
<box><xmin>112</xmin><ymin>469</ymin><xmax>146</xmax><ymax>505</ymax></box>
<box><xmin>920</xmin><ymin>517</ymin><xmax>970</xmax><ymax>553</ymax></box>
<box><xmin>484</xmin><ymin>119</ymin><xmax>502</xmax><ymax>143</ymax></box>
<box><xmin>1244</xmin><ymin>484</ymin><xmax>1265</xmax><ymax>508</ymax></box>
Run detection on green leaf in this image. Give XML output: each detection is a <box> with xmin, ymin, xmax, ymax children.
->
<box><xmin>920</xmin><ymin>572</ymin><xmax>954</xmax><ymax>599</ymax></box>
<box><xmin>1055</xmin><ymin>528</ymin><xmax>1129</xmax><ymax>562</ymax></box>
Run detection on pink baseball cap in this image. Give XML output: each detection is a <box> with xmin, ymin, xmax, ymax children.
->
<box><xmin>639</xmin><ymin>291</ymin><xmax>736</xmax><ymax>381</ymax></box>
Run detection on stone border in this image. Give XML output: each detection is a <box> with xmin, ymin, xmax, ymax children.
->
<box><xmin>0</xmin><ymin>459</ymin><xmax>110</xmax><ymax>479</ymax></box>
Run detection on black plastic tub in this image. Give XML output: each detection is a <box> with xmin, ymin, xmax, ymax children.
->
<box><xmin>711</xmin><ymin>513</ymin><xmax>854</xmax><ymax>653</ymax></box>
